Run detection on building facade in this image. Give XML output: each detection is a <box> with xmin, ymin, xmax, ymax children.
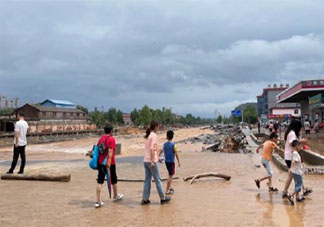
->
<box><xmin>257</xmin><ymin>84</ymin><xmax>300</xmax><ymax>122</ymax></box>
<box><xmin>277</xmin><ymin>79</ymin><xmax>324</xmax><ymax>123</ymax></box>
<box><xmin>122</xmin><ymin>113</ymin><xmax>133</xmax><ymax>125</ymax></box>
<box><xmin>16</xmin><ymin>104</ymin><xmax>96</xmax><ymax>133</ymax></box>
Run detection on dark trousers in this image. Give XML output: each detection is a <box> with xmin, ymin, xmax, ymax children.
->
<box><xmin>9</xmin><ymin>146</ymin><xmax>26</xmax><ymax>173</ymax></box>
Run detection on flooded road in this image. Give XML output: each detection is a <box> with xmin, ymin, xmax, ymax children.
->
<box><xmin>0</xmin><ymin>128</ymin><xmax>324</xmax><ymax>226</ymax></box>
<box><xmin>305</xmin><ymin>132</ymin><xmax>324</xmax><ymax>156</ymax></box>
<box><xmin>1</xmin><ymin>152</ymin><xmax>324</xmax><ymax>226</ymax></box>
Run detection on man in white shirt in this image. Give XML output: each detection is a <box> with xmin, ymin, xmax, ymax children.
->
<box><xmin>304</xmin><ymin>121</ymin><xmax>310</xmax><ymax>135</ymax></box>
<box><xmin>7</xmin><ymin>113</ymin><xmax>29</xmax><ymax>174</ymax></box>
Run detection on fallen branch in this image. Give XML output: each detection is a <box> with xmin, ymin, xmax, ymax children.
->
<box><xmin>102</xmin><ymin>177</ymin><xmax>179</xmax><ymax>183</ymax></box>
<box><xmin>183</xmin><ymin>172</ymin><xmax>231</xmax><ymax>184</ymax></box>
<box><xmin>1</xmin><ymin>174</ymin><xmax>71</xmax><ymax>182</ymax></box>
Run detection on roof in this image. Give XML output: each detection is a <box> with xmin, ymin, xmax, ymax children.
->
<box><xmin>257</xmin><ymin>86</ymin><xmax>289</xmax><ymax>98</ymax></box>
<box><xmin>277</xmin><ymin>79</ymin><xmax>324</xmax><ymax>103</ymax></box>
<box><xmin>29</xmin><ymin>104</ymin><xmax>85</xmax><ymax>113</ymax></box>
<box><xmin>41</xmin><ymin>99</ymin><xmax>75</xmax><ymax>106</ymax></box>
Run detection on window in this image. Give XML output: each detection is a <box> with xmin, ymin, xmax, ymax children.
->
<box><xmin>294</xmin><ymin>109</ymin><xmax>299</xmax><ymax>114</ymax></box>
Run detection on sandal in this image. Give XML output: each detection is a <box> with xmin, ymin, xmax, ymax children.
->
<box><xmin>255</xmin><ymin>179</ymin><xmax>260</xmax><ymax>189</ymax></box>
<box><xmin>287</xmin><ymin>193</ymin><xmax>295</xmax><ymax>205</ymax></box>
<box><xmin>282</xmin><ymin>192</ymin><xmax>288</xmax><ymax>198</ymax></box>
<box><xmin>303</xmin><ymin>188</ymin><xmax>313</xmax><ymax>197</ymax></box>
<box><xmin>166</xmin><ymin>189</ymin><xmax>174</xmax><ymax>195</ymax></box>
<box><xmin>296</xmin><ymin>196</ymin><xmax>305</xmax><ymax>202</ymax></box>
<box><xmin>269</xmin><ymin>187</ymin><xmax>279</xmax><ymax>192</ymax></box>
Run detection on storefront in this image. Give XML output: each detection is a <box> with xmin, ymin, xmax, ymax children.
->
<box><xmin>309</xmin><ymin>94</ymin><xmax>324</xmax><ymax>123</ymax></box>
<box><xmin>277</xmin><ymin>79</ymin><xmax>324</xmax><ymax>124</ymax></box>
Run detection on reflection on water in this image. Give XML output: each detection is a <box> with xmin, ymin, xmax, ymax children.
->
<box><xmin>256</xmin><ymin>192</ymin><xmax>305</xmax><ymax>227</ymax></box>
<box><xmin>304</xmin><ymin>132</ymin><xmax>324</xmax><ymax>155</ymax></box>
<box><xmin>285</xmin><ymin>201</ymin><xmax>305</xmax><ymax>227</ymax></box>
<box><xmin>256</xmin><ymin>193</ymin><xmax>276</xmax><ymax>226</ymax></box>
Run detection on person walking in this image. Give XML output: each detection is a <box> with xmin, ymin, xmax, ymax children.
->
<box><xmin>95</xmin><ymin>125</ymin><xmax>123</xmax><ymax>208</ymax></box>
<box><xmin>282</xmin><ymin>119</ymin><xmax>307</xmax><ymax>198</ymax></box>
<box><xmin>304</xmin><ymin>121</ymin><xmax>311</xmax><ymax>135</ymax></box>
<box><xmin>141</xmin><ymin>121</ymin><xmax>171</xmax><ymax>205</ymax></box>
<box><xmin>314</xmin><ymin>120</ymin><xmax>320</xmax><ymax>134</ymax></box>
<box><xmin>254</xmin><ymin>133</ymin><xmax>284</xmax><ymax>191</ymax></box>
<box><xmin>7</xmin><ymin>113</ymin><xmax>29</xmax><ymax>174</ymax></box>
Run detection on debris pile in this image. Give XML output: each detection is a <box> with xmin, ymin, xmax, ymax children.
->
<box><xmin>304</xmin><ymin>167</ymin><xmax>324</xmax><ymax>175</ymax></box>
<box><xmin>179</xmin><ymin>125</ymin><xmax>251</xmax><ymax>154</ymax></box>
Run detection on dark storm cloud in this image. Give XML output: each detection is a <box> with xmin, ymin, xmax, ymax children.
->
<box><xmin>1</xmin><ymin>0</ymin><xmax>324</xmax><ymax>116</ymax></box>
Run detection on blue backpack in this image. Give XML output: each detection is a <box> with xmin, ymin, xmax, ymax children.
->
<box><xmin>89</xmin><ymin>137</ymin><xmax>109</xmax><ymax>170</ymax></box>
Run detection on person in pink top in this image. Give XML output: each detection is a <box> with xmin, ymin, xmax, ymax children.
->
<box><xmin>141</xmin><ymin>121</ymin><xmax>171</xmax><ymax>205</ymax></box>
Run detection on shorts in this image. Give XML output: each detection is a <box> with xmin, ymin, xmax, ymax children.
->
<box><xmin>110</xmin><ymin>164</ymin><xmax>118</xmax><ymax>185</ymax></box>
<box><xmin>97</xmin><ymin>164</ymin><xmax>118</xmax><ymax>185</ymax></box>
<box><xmin>285</xmin><ymin>160</ymin><xmax>292</xmax><ymax>168</ymax></box>
<box><xmin>261</xmin><ymin>159</ymin><xmax>273</xmax><ymax>177</ymax></box>
<box><xmin>292</xmin><ymin>173</ymin><xmax>303</xmax><ymax>193</ymax></box>
<box><xmin>97</xmin><ymin>164</ymin><xmax>107</xmax><ymax>184</ymax></box>
<box><xmin>165</xmin><ymin>162</ymin><xmax>175</xmax><ymax>176</ymax></box>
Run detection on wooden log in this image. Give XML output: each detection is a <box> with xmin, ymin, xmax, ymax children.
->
<box><xmin>1</xmin><ymin>174</ymin><xmax>71</xmax><ymax>182</ymax></box>
<box><xmin>183</xmin><ymin>172</ymin><xmax>231</xmax><ymax>184</ymax></box>
<box><xmin>103</xmin><ymin>177</ymin><xmax>179</xmax><ymax>183</ymax></box>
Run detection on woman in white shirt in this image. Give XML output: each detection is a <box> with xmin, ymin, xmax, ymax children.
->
<box><xmin>282</xmin><ymin>119</ymin><xmax>307</xmax><ymax>198</ymax></box>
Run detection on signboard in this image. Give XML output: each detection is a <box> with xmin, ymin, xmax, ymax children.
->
<box><xmin>268</xmin><ymin>114</ymin><xmax>291</xmax><ymax>119</ymax></box>
<box><xmin>302</xmin><ymin>80</ymin><xmax>324</xmax><ymax>88</ymax></box>
<box><xmin>231</xmin><ymin>110</ymin><xmax>242</xmax><ymax>117</ymax></box>
<box><xmin>309</xmin><ymin>94</ymin><xmax>323</xmax><ymax>108</ymax></box>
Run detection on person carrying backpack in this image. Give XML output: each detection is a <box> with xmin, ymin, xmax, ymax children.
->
<box><xmin>95</xmin><ymin>125</ymin><xmax>123</xmax><ymax>208</ymax></box>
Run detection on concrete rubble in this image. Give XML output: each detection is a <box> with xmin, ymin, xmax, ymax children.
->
<box><xmin>178</xmin><ymin>125</ymin><xmax>251</xmax><ymax>154</ymax></box>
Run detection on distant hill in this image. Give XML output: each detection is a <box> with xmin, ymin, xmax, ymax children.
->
<box><xmin>234</xmin><ymin>102</ymin><xmax>257</xmax><ymax>112</ymax></box>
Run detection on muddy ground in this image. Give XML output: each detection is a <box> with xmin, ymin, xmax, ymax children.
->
<box><xmin>0</xmin><ymin>127</ymin><xmax>324</xmax><ymax>227</ymax></box>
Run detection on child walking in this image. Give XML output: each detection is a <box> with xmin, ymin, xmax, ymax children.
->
<box><xmin>255</xmin><ymin>133</ymin><xmax>284</xmax><ymax>191</ymax></box>
<box><xmin>141</xmin><ymin>121</ymin><xmax>171</xmax><ymax>205</ymax></box>
<box><xmin>160</xmin><ymin>130</ymin><xmax>180</xmax><ymax>195</ymax></box>
<box><xmin>287</xmin><ymin>140</ymin><xmax>305</xmax><ymax>205</ymax></box>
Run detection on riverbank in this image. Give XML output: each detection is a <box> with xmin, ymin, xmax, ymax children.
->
<box><xmin>0</xmin><ymin>127</ymin><xmax>213</xmax><ymax>163</ymax></box>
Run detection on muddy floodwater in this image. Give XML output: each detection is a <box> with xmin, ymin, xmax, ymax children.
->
<box><xmin>305</xmin><ymin>132</ymin><xmax>324</xmax><ymax>156</ymax></box>
<box><xmin>0</xmin><ymin>128</ymin><xmax>324</xmax><ymax>227</ymax></box>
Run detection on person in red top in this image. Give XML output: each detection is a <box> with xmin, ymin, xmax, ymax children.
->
<box><xmin>95</xmin><ymin>125</ymin><xmax>123</xmax><ymax>208</ymax></box>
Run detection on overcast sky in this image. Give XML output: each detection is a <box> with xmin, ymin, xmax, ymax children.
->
<box><xmin>1</xmin><ymin>0</ymin><xmax>324</xmax><ymax>117</ymax></box>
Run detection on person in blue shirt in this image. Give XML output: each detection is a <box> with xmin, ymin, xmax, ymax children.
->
<box><xmin>160</xmin><ymin>130</ymin><xmax>180</xmax><ymax>195</ymax></box>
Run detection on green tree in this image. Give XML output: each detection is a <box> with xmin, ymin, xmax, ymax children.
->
<box><xmin>163</xmin><ymin>108</ymin><xmax>174</xmax><ymax>125</ymax></box>
<box><xmin>76</xmin><ymin>105</ymin><xmax>88</xmax><ymax>113</ymax></box>
<box><xmin>152</xmin><ymin>109</ymin><xmax>164</xmax><ymax>124</ymax></box>
<box><xmin>216</xmin><ymin>115</ymin><xmax>223</xmax><ymax>123</ymax></box>
<box><xmin>130</xmin><ymin>108</ymin><xmax>139</xmax><ymax>125</ymax></box>
<box><xmin>137</xmin><ymin>105</ymin><xmax>153</xmax><ymax>126</ymax></box>
<box><xmin>185</xmin><ymin>113</ymin><xmax>195</xmax><ymax>125</ymax></box>
<box><xmin>106</xmin><ymin>107</ymin><xmax>118</xmax><ymax>124</ymax></box>
<box><xmin>243</xmin><ymin>104</ymin><xmax>257</xmax><ymax>124</ymax></box>
<box><xmin>89</xmin><ymin>110</ymin><xmax>105</xmax><ymax>128</ymax></box>
<box><xmin>117</xmin><ymin>110</ymin><xmax>124</xmax><ymax>125</ymax></box>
